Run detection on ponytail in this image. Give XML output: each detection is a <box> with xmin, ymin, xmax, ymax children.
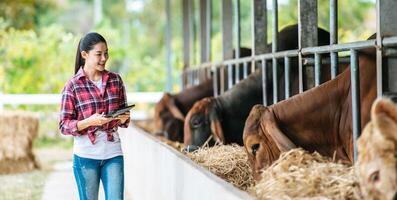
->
<box><xmin>74</xmin><ymin>32</ymin><xmax>107</xmax><ymax>75</ymax></box>
<box><xmin>74</xmin><ymin>39</ymin><xmax>84</xmax><ymax>74</ymax></box>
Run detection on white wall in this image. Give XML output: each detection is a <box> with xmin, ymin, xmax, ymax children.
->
<box><xmin>119</xmin><ymin>125</ymin><xmax>254</xmax><ymax>200</ymax></box>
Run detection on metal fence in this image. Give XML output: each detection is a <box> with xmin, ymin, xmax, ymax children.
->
<box><xmin>179</xmin><ymin>0</ymin><xmax>397</xmax><ymax>160</ymax></box>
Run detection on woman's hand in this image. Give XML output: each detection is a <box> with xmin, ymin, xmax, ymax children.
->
<box><xmin>77</xmin><ymin>113</ymin><xmax>114</xmax><ymax>131</ymax></box>
<box><xmin>87</xmin><ymin>113</ymin><xmax>114</xmax><ymax>126</ymax></box>
<box><xmin>115</xmin><ymin>112</ymin><xmax>130</xmax><ymax>124</ymax></box>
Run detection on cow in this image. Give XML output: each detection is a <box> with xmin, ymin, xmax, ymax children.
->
<box><xmin>183</xmin><ymin>24</ymin><xmax>331</xmax><ymax>149</ymax></box>
<box><xmin>356</xmin><ymin>98</ymin><xmax>397</xmax><ymax>200</ymax></box>
<box><xmin>154</xmin><ymin>79</ymin><xmax>214</xmax><ymax>142</ymax></box>
<box><xmin>154</xmin><ymin>48</ymin><xmax>252</xmax><ymax>142</ymax></box>
<box><xmin>243</xmin><ymin>48</ymin><xmax>377</xmax><ymax>180</ymax></box>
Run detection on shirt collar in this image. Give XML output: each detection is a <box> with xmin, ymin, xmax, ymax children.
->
<box><xmin>75</xmin><ymin>67</ymin><xmax>110</xmax><ymax>81</ymax></box>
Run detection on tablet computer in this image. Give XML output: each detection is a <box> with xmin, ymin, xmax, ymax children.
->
<box><xmin>105</xmin><ymin>104</ymin><xmax>135</xmax><ymax>118</ymax></box>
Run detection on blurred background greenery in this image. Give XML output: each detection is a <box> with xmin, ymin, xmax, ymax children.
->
<box><xmin>0</xmin><ymin>0</ymin><xmax>376</xmax><ymax>147</ymax></box>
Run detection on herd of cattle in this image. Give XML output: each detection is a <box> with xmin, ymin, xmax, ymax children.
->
<box><xmin>153</xmin><ymin>24</ymin><xmax>395</xmax><ymax>199</ymax></box>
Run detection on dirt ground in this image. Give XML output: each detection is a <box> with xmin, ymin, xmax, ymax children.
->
<box><xmin>0</xmin><ymin>147</ymin><xmax>72</xmax><ymax>200</ymax></box>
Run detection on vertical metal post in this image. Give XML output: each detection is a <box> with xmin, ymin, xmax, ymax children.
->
<box><xmin>243</xmin><ymin>62</ymin><xmax>248</xmax><ymax>79</ymax></box>
<box><xmin>298</xmin><ymin>0</ymin><xmax>318</xmax><ymax>92</ymax></box>
<box><xmin>272</xmin><ymin>0</ymin><xmax>278</xmax><ymax>103</ymax></box>
<box><xmin>228</xmin><ymin>64</ymin><xmax>233</xmax><ymax>89</ymax></box>
<box><xmin>220</xmin><ymin>65</ymin><xmax>226</xmax><ymax>94</ymax></box>
<box><xmin>200</xmin><ymin>0</ymin><xmax>210</xmax><ymax>63</ymax></box>
<box><xmin>350</xmin><ymin>49</ymin><xmax>361</xmax><ymax>161</ymax></box>
<box><xmin>235</xmin><ymin>61</ymin><xmax>240</xmax><ymax>84</ymax></box>
<box><xmin>182</xmin><ymin>0</ymin><xmax>191</xmax><ymax>88</ymax></box>
<box><xmin>330</xmin><ymin>0</ymin><xmax>338</xmax><ymax>79</ymax></box>
<box><xmin>235</xmin><ymin>0</ymin><xmax>241</xmax><ymax>59</ymax></box>
<box><xmin>262</xmin><ymin>59</ymin><xmax>268</xmax><ymax>106</ymax></box>
<box><xmin>377</xmin><ymin>0</ymin><xmax>397</xmax><ymax>98</ymax></box>
<box><xmin>314</xmin><ymin>53</ymin><xmax>321</xmax><ymax>86</ymax></box>
<box><xmin>213</xmin><ymin>65</ymin><xmax>219</xmax><ymax>97</ymax></box>
<box><xmin>222</xmin><ymin>0</ymin><xmax>234</xmax><ymax>60</ymax></box>
<box><xmin>252</xmin><ymin>0</ymin><xmax>268</xmax><ymax>55</ymax></box>
<box><xmin>165</xmin><ymin>0</ymin><xmax>172</xmax><ymax>92</ymax></box>
<box><xmin>284</xmin><ymin>56</ymin><xmax>290</xmax><ymax>99</ymax></box>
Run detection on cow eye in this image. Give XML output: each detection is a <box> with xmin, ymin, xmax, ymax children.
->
<box><xmin>191</xmin><ymin>115</ymin><xmax>204</xmax><ymax>128</ymax></box>
<box><xmin>368</xmin><ymin>170</ymin><xmax>380</xmax><ymax>183</ymax></box>
<box><xmin>251</xmin><ymin>143</ymin><xmax>260</xmax><ymax>156</ymax></box>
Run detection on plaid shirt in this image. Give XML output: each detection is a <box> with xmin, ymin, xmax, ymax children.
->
<box><xmin>59</xmin><ymin>67</ymin><xmax>130</xmax><ymax>144</ymax></box>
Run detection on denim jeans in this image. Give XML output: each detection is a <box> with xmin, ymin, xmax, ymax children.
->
<box><xmin>73</xmin><ymin>155</ymin><xmax>124</xmax><ymax>200</ymax></box>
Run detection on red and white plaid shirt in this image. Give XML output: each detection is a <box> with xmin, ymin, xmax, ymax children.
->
<box><xmin>59</xmin><ymin>67</ymin><xmax>130</xmax><ymax>144</ymax></box>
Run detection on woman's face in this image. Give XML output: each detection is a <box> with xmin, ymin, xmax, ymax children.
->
<box><xmin>82</xmin><ymin>42</ymin><xmax>108</xmax><ymax>72</ymax></box>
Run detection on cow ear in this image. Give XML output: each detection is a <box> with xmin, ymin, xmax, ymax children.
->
<box><xmin>209</xmin><ymin>106</ymin><xmax>225</xmax><ymax>144</ymax></box>
<box><xmin>262</xmin><ymin>107</ymin><xmax>296</xmax><ymax>152</ymax></box>
<box><xmin>164</xmin><ymin>93</ymin><xmax>185</xmax><ymax>121</ymax></box>
<box><xmin>183</xmin><ymin>110</ymin><xmax>192</xmax><ymax>146</ymax></box>
<box><xmin>371</xmin><ymin>98</ymin><xmax>397</xmax><ymax>142</ymax></box>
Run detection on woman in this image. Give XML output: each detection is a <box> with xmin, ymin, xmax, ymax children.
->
<box><xmin>59</xmin><ymin>32</ymin><xmax>130</xmax><ymax>200</ymax></box>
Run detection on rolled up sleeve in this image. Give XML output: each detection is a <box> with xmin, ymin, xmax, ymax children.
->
<box><xmin>118</xmin><ymin>75</ymin><xmax>130</xmax><ymax>128</ymax></box>
<box><xmin>59</xmin><ymin>85</ymin><xmax>82</xmax><ymax>136</ymax></box>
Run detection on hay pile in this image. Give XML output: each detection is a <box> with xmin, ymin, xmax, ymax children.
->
<box><xmin>157</xmin><ymin>136</ymin><xmax>184</xmax><ymax>152</ymax></box>
<box><xmin>252</xmin><ymin>148</ymin><xmax>362</xmax><ymax>200</ymax></box>
<box><xmin>186</xmin><ymin>144</ymin><xmax>254</xmax><ymax>191</ymax></box>
<box><xmin>0</xmin><ymin>110</ymin><xmax>39</xmax><ymax>174</ymax></box>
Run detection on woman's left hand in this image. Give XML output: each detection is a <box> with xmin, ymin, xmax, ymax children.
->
<box><xmin>116</xmin><ymin>112</ymin><xmax>130</xmax><ymax>124</ymax></box>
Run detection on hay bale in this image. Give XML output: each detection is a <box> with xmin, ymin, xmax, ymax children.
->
<box><xmin>0</xmin><ymin>110</ymin><xmax>39</xmax><ymax>174</ymax></box>
<box><xmin>252</xmin><ymin>148</ymin><xmax>362</xmax><ymax>200</ymax></box>
<box><xmin>186</xmin><ymin>144</ymin><xmax>255</xmax><ymax>191</ymax></box>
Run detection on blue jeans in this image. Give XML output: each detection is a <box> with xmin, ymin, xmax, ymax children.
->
<box><xmin>73</xmin><ymin>155</ymin><xmax>124</xmax><ymax>200</ymax></box>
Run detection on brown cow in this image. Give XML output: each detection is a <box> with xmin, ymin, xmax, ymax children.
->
<box><xmin>183</xmin><ymin>24</ymin><xmax>331</xmax><ymax>149</ymax></box>
<box><xmin>154</xmin><ymin>48</ymin><xmax>252</xmax><ymax>142</ymax></box>
<box><xmin>356</xmin><ymin>98</ymin><xmax>397</xmax><ymax>200</ymax></box>
<box><xmin>154</xmin><ymin>79</ymin><xmax>214</xmax><ymax>142</ymax></box>
<box><xmin>243</xmin><ymin>50</ymin><xmax>377</xmax><ymax>180</ymax></box>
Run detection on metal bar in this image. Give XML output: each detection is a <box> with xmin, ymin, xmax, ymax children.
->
<box><xmin>165</xmin><ymin>0</ymin><xmax>172</xmax><ymax>91</ymax></box>
<box><xmin>262</xmin><ymin>58</ymin><xmax>268</xmax><ymax>106</ymax></box>
<box><xmin>252</xmin><ymin>0</ymin><xmax>268</xmax><ymax>55</ymax></box>
<box><xmin>382</xmin><ymin>36</ymin><xmax>397</xmax><ymax>46</ymax></box>
<box><xmin>228</xmin><ymin>63</ymin><xmax>233</xmax><ymax>89</ymax></box>
<box><xmin>222</xmin><ymin>0</ymin><xmax>234</xmax><ymax>60</ymax></box>
<box><xmin>272</xmin><ymin>57</ymin><xmax>278</xmax><ymax>103</ymax></box>
<box><xmin>272</xmin><ymin>0</ymin><xmax>278</xmax><ymax>54</ymax></box>
<box><xmin>302</xmin><ymin>40</ymin><xmax>376</xmax><ymax>54</ymax></box>
<box><xmin>220</xmin><ymin>65</ymin><xmax>226</xmax><ymax>94</ymax></box>
<box><xmin>235</xmin><ymin>0</ymin><xmax>241</xmax><ymax>59</ymax></box>
<box><xmin>330</xmin><ymin>0</ymin><xmax>338</xmax><ymax>79</ymax></box>
<box><xmin>314</xmin><ymin>53</ymin><xmax>321</xmax><ymax>86</ymax></box>
<box><xmin>213</xmin><ymin>65</ymin><xmax>219</xmax><ymax>97</ymax></box>
<box><xmin>304</xmin><ymin>56</ymin><xmax>350</xmax><ymax>65</ymax></box>
<box><xmin>182</xmin><ymin>0</ymin><xmax>191</xmax><ymax>70</ymax></box>
<box><xmin>206</xmin><ymin>0</ymin><xmax>212</xmax><ymax>61</ymax></box>
<box><xmin>235</xmin><ymin>61</ymin><xmax>240</xmax><ymax>84</ymax></box>
<box><xmin>350</xmin><ymin>49</ymin><xmax>361</xmax><ymax>162</ymax></box>
<box><xmin>284</xmin><ymin>56</ymin><xmax>290</xmax><ymax>99</ymax></box>
<box><xmin>243</xmin><ymin>61</ymin><xmax>248</xmax><ymax>79</ymax></box>
<box><xmin>200</xmin><ymin>0</ymin><xmax>210</xmax><ymax>63</ymax></box>
<box><xmin>272</xmin><ymin>0</ymin><xmax>278</xmax><ymax>102</ymax></box>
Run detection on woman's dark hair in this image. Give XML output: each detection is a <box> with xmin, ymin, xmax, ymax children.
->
<box><xmin>74</xmin><ymin>32</ymin><xmax>107</xmax><ymax>74</ymax></box>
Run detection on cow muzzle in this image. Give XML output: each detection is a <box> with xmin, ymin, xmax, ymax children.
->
<box><xmin>183</xmin><ymin>145</ymin><xmax>199</xmax><ymax>152</ymax></box>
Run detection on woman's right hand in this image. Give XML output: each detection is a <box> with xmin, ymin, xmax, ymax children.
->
<box><xmin>86</xmin><ymin>113</ymin><xmax>114</xmax><ymax>126</ymax></box>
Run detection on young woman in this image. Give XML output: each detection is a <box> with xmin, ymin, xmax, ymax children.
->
<box><xmin>59</xmin><ymin>32</ymin><xmax>130</xmax><ymax>200</ymax></box>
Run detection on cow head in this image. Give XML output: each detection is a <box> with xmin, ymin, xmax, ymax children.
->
<box><xmin>243</xmin><ymin>105</ymin><xmax>282</xmax><ymax>181</ymax></box>
<box><xmin>357</xmin><ymin>98</ymin><xmax>397</xmax><ymax>200</ymax></box>
<box><xmin>184</xmin><ymin>97</ymin><xmax>225</xmax><ymax>148</ymax></box>
<box><xmin>154</xmin><ymin>93</ymin><xmax>185</xmax><ymax>142</ymax></box>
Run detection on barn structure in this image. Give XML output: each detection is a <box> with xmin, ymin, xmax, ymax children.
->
<box><xmin>125</xmin><ymin>0</ymin><xmax>397</xmax><ymax>199</ymax></box>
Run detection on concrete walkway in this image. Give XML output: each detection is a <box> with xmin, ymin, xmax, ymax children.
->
<box><xmin>42</xmin><ymin>161</ymin><xmax>104</xmax><ymax>200</ymax></box>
